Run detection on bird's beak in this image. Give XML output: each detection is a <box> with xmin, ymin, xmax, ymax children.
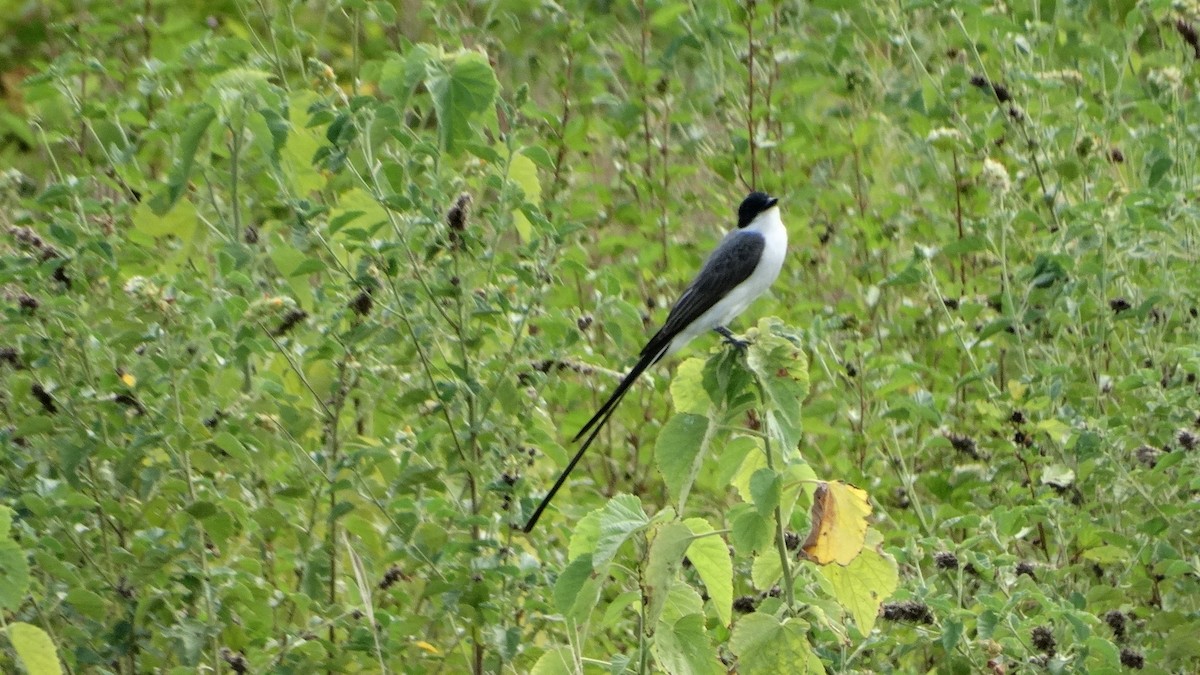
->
<box><xmin>767</xmin><ymin>197</ymin><xmax>779</xmax><ymax>207</ymax></box>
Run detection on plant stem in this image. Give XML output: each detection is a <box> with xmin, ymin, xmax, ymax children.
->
<box><xmin>756</xmin><ymin>374</ymin><xmax>796</xmax><ymax>613</ymax></box>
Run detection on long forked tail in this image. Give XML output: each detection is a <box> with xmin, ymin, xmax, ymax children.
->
<box><xmin>522</xmin><ymin>344</ymin><xmax>669</xmax><ymax>532</ymax></box>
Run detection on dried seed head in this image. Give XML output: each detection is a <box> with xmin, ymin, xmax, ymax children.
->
<box><xmin>1177</xmin><ymin>430</ymin><xmax>1197</xmax><ymax>451</ymax></box>
<box><xmin>1119</xmin><ymin>648</ymin><xmax>1144</xmax><ymax>669</ymax></box>
<box><xmin>447</xmin><ymin>193</ymin><xmax>472</xmax><ymax>232</ymax></box>
<box><xmin>784</xmin><ymin>531</ymin><xmax>800</xmax><ymax>550</ymax></box>
<box><xmin>272</xmin><ymin>309</ymin><xmax>308</xmax><ymax>337</ymax></box>
<box><xmin>379</xmin><ymin>565</ymin><xmax>407</xmax><ymax>590</ymax></box>
<box><xmin>31</xmin><ymin>383</ymin><xmax>57</xmax><ymax>414</ymax></box>
<box><xmin>0</xmin><ymin>347</ymin><xmax>19</xmax><ymax>369</ymax></box>
<box><xmin>945</xmin><ymin>431</ymin><xmax>981</xmax><ymax>459</ymax></box>
<box><xmin>1031</xmin><ymin>625</ymin><xmax>1056</xmax><ymax>655</ymax></box>
<box><xmin>733</xmin><ymin>595</ymin><xmax>758</xmax><ymax>613</ymax></box>
<box><xmin>1015</xmin><ymin>561</ymin><xmax>1036</xmax><ymax>579</ymax></box>
<box><xmin>1176</xmin><ymin>19</ymin><xmax>1200</xmax><ymax>60</ymax></box>
<box><xmin>349</xmin><ymin>289</ymin><xmax>373</xmax><ymax>316</ymax></box>
<box><xmin>881</xmin><ymin>600</ymin><xmax>933</xmax><ymax>624</ymax></box>
<box><xmin>1109</xmin><ymin>148</ymin><xmax>1125</xmax><ymax>163</ymax></box>
<box><xmin>1109</xmin><ymin>297</ymin><xmax>1132</xmax><ymax>313</ymax></box>
<box><xmin>1104</xmin><ymin>609</ymin><xmax>1126</xmax><ymax>641</ymax></box>
<box><xmin>1134</xmin><ymin>444</ymin><xmax>1161</xmax><ymax>468</ymax></box>
<box><xmin>220</xmin><ymin>648</ymin><xmax>249</xmax><ymax>675</ymax></box>
<box><xmin>934</xmin><ymin>551</ymin><xmax>959</xmax><ymax>570</ymax></box>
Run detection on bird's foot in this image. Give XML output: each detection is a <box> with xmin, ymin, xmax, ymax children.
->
<box><xmin>714</xmin><ymin>326</ymin><xmax>749</xmax><ymax>350</ymax></box>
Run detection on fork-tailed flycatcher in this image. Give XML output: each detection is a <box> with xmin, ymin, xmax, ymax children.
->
<box><xmin>522</xmin><ymin>191</ymin><xmax>786</xmax><ymax>532</ymax></box>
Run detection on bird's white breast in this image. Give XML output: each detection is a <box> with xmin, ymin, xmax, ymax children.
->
<box><xmin>666</xmin><ymin>206</ymin><xmax>787</xmax><ymax>354</ymax></box>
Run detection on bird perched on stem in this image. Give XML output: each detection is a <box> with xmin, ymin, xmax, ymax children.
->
<box><xmin>523</xmin><ymin>191</ymin><xmax>787</xmax><ymax>532</ymax></box>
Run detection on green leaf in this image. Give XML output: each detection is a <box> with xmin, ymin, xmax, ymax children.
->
<box><xmin>730</xmin><ymin>509</ymin><xmax>772</xmax><ymax>556</ymax></box>
<box><xmin>645</xmin><ymin>522</ymin><xmax>694</xmax><ymax>627</ymax></box>
<box><xmin>820</xmin><ymin>541</ymin><xmax>899</xmax><ymax>635</ymax></box>
<box><xmin>0</xmin><ymin>505</ymin><xmax>12</xmax><ymax>540</ymax></box>
<box><xmin>730</xmin><ymin>613</ymin><xmax>825</xmax><ymax>674</ymax></box>
<box><xmin>749</xmin><ymin>468</ymin><xmax>780</xmax><ymax>518</ymax></box>
<box><xmin>211</xmin><ymin>431</ymin><xmax>249</xmax><ymax>461</ymax></box>
<box><xmin>427</xmin><ymin>51</ymin><xmax>499</xmax><ymax>153</ymax></box>
<box><xmin>746</xmin><ymin>317</ymin><xmax>809</xmax><ymax>457</ymax></box>
<box><xmin>7</xmin><ymin>623</ymin><xmax>63</xmax><ymax>675</ymax></box>
<box><xmin>593</xmin><ymin>495</ymin><xmax>650</xmax><ymax>568</ymax></box>
<box><xmin>65</xmin><ymin>588</ymin><xmax>109</xmax><ymax>621</ymax></box>
<box><xmin>669</xmin><ymin>358</ymin><xmax>710</xmax><ymax>415</ymax></box>
<box><xmin>149</xmin><ymin>104</ymin><xmax>216</xmax><ymax>215</ymax></box>
<box><xmin>1082</xmin><ymin>545</ymin><xmax>1128</xmax><ymax>563</ymax></box>
<box><xmin>0</xmin><ymin>540</ymin><xmax>30</xmax><ymax>611</ymax></box>
<box><xmin>683</xmin><ymin>518</ymin><xmax>733</xmax><ymax>627</ymax></box>
<box><xmin>1041</xmin><ymin>464</ymin><xmax>1075</xmax><ymax>488</ymax></box>
<box><xmin>133</xmin><ymin>197</ymin><xmax>198</xmax><ymax>239</ymax></box>
<box><xmin>379</xmin><ymin>44</ymin><xmax>437</xmax><ymax>111</ymax></box>
<box><xmin>653</xmin><ymin>613</ymin><xmax>723</xmax><ymax>675</ymax></box>
<box><xmin>510</xmin><ymin>149</ymin><xmax>544</xmax><ymax>240</ymax></box>
<box><xmin>751</xmin><ymin>549</ymin><xmax>782</xmax><ymax>591</ymax></box>
<box><xmin>650</xmin><ymin>2</ymin><xmax>691</xmax><ymax>28</ymax></box>
<box><xmin>554</xmin><ymin>554</ymin><xmax>602</xmax><ymax>621</ymax></box>
<box><xmin>654</xmin><ymin>413</ymin><xmax>710</xmax><ymax>511</ymax></box>
<box><xmin>568</xmin><ymin>509</ymin><xmax>603</xmax><ymax>562</ymax></box>
<box><xmin>185</xmin><ymin>501</ymin><xmax>218</xmax><ymax>520</ymax></box>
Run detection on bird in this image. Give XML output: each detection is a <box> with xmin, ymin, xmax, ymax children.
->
<box><xmin>522</xmin><ymin>191</ymin><xmax>787</xmax><ymax>532</ymax></box>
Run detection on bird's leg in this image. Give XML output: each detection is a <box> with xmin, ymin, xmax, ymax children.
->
<box><xmin>714</xmin><ymin>325</ymin><xmax>749</xmax><ymax>350</ymax></box>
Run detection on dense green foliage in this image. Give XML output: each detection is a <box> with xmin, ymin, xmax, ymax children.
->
<box><xmin>2</xmin><ymin>0</ymin><xmax>1199</xmax><ymax>672</ymax></box>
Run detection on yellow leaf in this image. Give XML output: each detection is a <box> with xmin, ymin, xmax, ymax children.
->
<box><xmin>819</xmin><ymin>532</ymin><xmax>899</xmax><ymax>635</ymax></box>
<box><xmin>414</xmin><ymin>640</ymin><xmax>441</xmax><ymax>655</ymax></box>
<box><xmin>120</xmin><ymin>373</ymin><xmax>136</xmax><ymax>387</ymax></box>
<box><xmin>801</xmin><ymin>481</ymin><xmax>871</xmax><ymax>565</ymax></box>
<box><xmin>508</xmin><ymin>150</ymin><xmax>542</xmax><ymax>241</ymax></box>
<box><xmin>8</xmin><ymin>622</ymin><xmax>63</xmax><ymax>675</ymax></box>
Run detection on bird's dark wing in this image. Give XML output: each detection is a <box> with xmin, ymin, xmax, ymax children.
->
<box><xmin>640</xmin><ymin>230</ymin><xmax>766</xmax><ymax>359</ymax></box>
<box><xmin>522</xmin><ymin>230</ymin><xmax>765</xmax><ymax>532</ymax></box>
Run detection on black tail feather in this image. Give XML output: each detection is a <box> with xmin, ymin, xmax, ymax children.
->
<box><xmin>572</xmin><ymin>349</ymin><xmax>657</xmax><ymax>443</ymax></box>
<box><xmin>522</xmin><ymin>386</ymin><xmax>627</xmax><ymax>532</ymax></box>
<box><xmin>523</xmin><ymin>342</ymin><xmax>670</xmax><ymax>532</ymax></box>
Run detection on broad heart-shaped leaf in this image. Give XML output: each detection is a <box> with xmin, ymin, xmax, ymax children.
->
<box><xmin>819</xmin><ymin>532</ymin><xmax>899</xmax><ymax>635</ymax></box>
<box><xmin>645</xmin><ymin>522</ymin><xmax>694</xmax><ymax>627</ymax></box>
<box><xmin>7</xmin><ymin>622</ymin><xmax>63</xmax><ymax>675</ymax></box>
<box><xmin>0</xmin><ymin>539</ymin><xmax>30</xmax><ymax>611</ymax></box>
<box><xmin>593</xmin><ymin>494</ymin><xmax>650</xmax><ymax>569</ymax></box>
<box><xmin>653</xmin><ymin>613</ymin><xmax>723</xmax><ymax>675</ymax></box>
<box><xmin>748</xmin><ymin>467</ymin><xmax>780</xmax><ymax>518</ymax></box>
<box><xmin>801</xmin><ymin>480</ymin><xmax>871</xmax><ymax>566</ymax></box>
<box><xmin>731</xmin><ymin>613</ymin><xmax>826</xmax><ymax>674</ymax></box>
<box><xmin>683</xmin><ymin>518</ymin><xmax>733</xmax><ymax>627</ymax></box>
<box><xmin>529</xmin><ymin>646</ymin><xmax>573</xmax><ymax>675</ymax></box>
<box><xmin>567</xmin><ymin>509</ymin><xmax>603</xmax><ymax>562</ymax></box>
<box><xmin>148</xmin><ymin>104</ymin><xmax>216</xmax><ymax>215</ymax></box>
<box><xmin>654</xmin><ymin>413</ymin><xmax>711</xmax><ymax>512</ymax></box>
<box><xmin>379</xmin><ymin>43</ymin><xmax>437</xmax><ymax>111</ymax></box>
<box><xmin>427</xmin><ymin>50</ymin><xmax>499</xmax><ymax>153</ymax></box>
<box><xmin>730</xmin><ymin>508</ymin><xmax>772</xmax><ymax>556</ymax></box>
<box><xmin>670</xmin><ymin>357</ymin><xmax>711</xmax><ymax>415</ymax></box>
<box><xmin>554</xmin><ymin>553</ymin><xmax>603</xmax><ymax>622</ymax></box>
<box><xmin>509</xmin><ymin>149</ymin><xmax>543</xmax><ymax>240</ymax></box>
<box><xmin>751</xmin><ymin>549</ymin><xmax>783</xmax><ymax>591</ymax></box>
<box><xmin>745</xmin><ymin>317</ymin><xmax>809</xmax><ymax>459</ymax></box>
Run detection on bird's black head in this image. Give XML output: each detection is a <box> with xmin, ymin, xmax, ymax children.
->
<box><xmin>737</xmin><ymin>191</ymin><xmax>780</xmax><ymax>228</ymax></box>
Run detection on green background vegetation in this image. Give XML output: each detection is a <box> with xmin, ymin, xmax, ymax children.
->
<box><xmin>1</xmin><ymin>0</ymin><xmax>1198</xmax><ymax>672</ymax></box>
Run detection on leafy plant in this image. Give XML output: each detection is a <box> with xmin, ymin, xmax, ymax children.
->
<box><xmin>0</xmin><ymin>0</ymin><xmax>1198</xmax><ymax>673</ymax></box>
